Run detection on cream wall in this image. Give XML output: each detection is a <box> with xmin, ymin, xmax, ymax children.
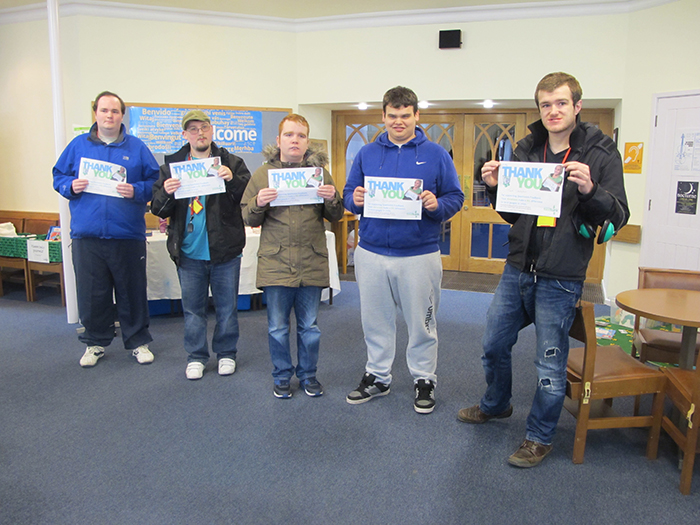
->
<box><xmin>0</xmin><ymin>0</ymin><xmax>698</xmax><ymax>300</ymax></box>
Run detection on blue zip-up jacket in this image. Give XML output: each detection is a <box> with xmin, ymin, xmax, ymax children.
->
<box><xmin>343</xmin><ymin>127</ymin><xmax>464</xmax><ymax>257</ymax></box>
<box><xmin>53</xmin><ymin>123</ymin><xmax>159</xmax><ymax>240</ymax></box>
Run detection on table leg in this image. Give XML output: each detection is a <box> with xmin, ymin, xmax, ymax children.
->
<box><xmin>679</xmin><ymin>326</ymin><xmax>698</xmax><ymax>370</ymax></box>
<box><xmin>340</xmin><ymin>218</ymin><xmax>348</xmax><ymax>275</ymax></box>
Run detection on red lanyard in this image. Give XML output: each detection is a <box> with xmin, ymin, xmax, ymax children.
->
<box><xmin>544</xmin><ymin>141</ymin><xmax>571</xmax><ymax>164</ymax></box>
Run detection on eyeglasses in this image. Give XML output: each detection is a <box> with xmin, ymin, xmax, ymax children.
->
<box><xmin>185</xmin><ymin>124</ymin><xmax>211</xmax><ymax>135</ymax></box>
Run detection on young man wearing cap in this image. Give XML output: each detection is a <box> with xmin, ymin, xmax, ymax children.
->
<box><xmin>151</xmin><ymin>110</ymin><xmax>251</xmax><ymax>380</ymax></box>
<box><xmin>457</xmin><ymin>72</ymin><xmax>629</xmax><ymax>467</ymax></box>
<box><xmin>53</xmin><ymin>91</ymin><xmax>159</xmax><ymax>367</ymax></box>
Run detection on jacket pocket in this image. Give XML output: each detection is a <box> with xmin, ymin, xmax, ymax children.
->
<box><xmin>258</xmin><ymin>242</ymin><xmax>282</xmax><ymax>257</ymax></box>
<box><xmin>311</xmin><ymin>239</ymin><xmax>328</xmax><ymax>258</ymax></box>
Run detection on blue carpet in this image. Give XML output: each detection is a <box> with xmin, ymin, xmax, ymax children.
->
<box><xmin>0</xmin><ymin>281</ymin><xmax>697</xmax><ymax>524</ymax></box>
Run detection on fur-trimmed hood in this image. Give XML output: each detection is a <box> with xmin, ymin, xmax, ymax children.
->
<box><xmin>262</xmin><ymin>142</ymin><xmax>329</xmax><ymax>168</ymax></box>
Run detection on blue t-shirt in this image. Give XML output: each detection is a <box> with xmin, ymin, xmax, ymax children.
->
<box><xmin>181</xmin><ymin>195</ymin><xmax>210</xmax><ymax>260</ymax></box>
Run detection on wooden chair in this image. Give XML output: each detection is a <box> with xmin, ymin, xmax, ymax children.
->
<box><xmin>0</xmin><ymin>216</ymin><xmax>30</xmax><ymax>300</ymax></box>
<box><xmin>660</xmin><ymin>351</ymin><xmax>700</xmax><ymax>495</ymax></box>
<box><xmin>23</xmin><ymin>218</ymin><xmax>64</xmax><ymax>305</ymax></box>
<box><xmin>564</xmin><ymin>300</ymin><xmax>666</xmax><ymax>464</ymax></box>
<box><xmin>631</xmin><ymin>267</ymin><xmax>700</xmax><ymax>365</ymax></box>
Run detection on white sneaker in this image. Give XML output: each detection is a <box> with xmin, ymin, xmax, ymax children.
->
<box><xmin>80</xmin><ymin>346</ymin><xmax>105</xmax><ymax>367</ymax></box>
<box><xmin>218</xmin><ymin>358</ymin><xmax>236</xmax><ymax>376</ymax></box>
<box><xmin>186</xmin><ymin>362</ymin><xmax>205</xmax><ymax>380</ymax></box>
<box><xmin>132</xmin><ymin>344</ymin><xmax>154</xmax><ymax>364</ymax></box>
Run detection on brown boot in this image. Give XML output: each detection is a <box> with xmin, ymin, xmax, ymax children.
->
<box><xmin>457</xmin><ymin>404</ymin><xmax>513</xmax><ymax>424</ymax></box>
<box><xmin>507</xmin><ymin>439</ymin><xmax>553</xmax><ymax>468</ymax></box>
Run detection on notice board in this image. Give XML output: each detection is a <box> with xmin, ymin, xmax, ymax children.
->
<box><xmin>123</xmin><ymin>103</ymin><xmax>291</xmax><ymax>172</ymax></box>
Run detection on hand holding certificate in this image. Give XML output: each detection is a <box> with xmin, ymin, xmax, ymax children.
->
<box><xmin>267</xmin><ymin>167</ymin><xmax>323</xmax><ymax>207</ymax></box>
<box><xmin>495</xmin><ymin>161</ymin><xmax>565</xmax><ymax>218</ymax></box>
<box><xmin>169</xmin><ymin>157</ymin><xmax>225</xmax><ymax>200</ymax></box>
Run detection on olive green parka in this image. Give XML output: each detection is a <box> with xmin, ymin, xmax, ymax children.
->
<box><xmin>241</xmin><ymin>143</ymin><xmax>343</xmax><ymax>288</ymax></box>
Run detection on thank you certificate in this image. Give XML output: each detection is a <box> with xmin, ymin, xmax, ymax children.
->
<box><xmin>363</xmin><ymin>176</ymin><xmax>423</xmax><ymax>220</ymax></box>
<box><xmin>170</xmin><ymin>157</ymin><xmax>225</xmax><ymax>200</ymax></box>
<box><xmin>79</xmin><ymin>157</ymin><xmax>127</xmax><ymax>198</ymax></box>
<box><xmin>496</xmin><ymin>161</ymin><xmax>565</xmax><ymax>218</ymax></box>
<box><xmin>268</xmin><ymin>167</ymin><xmax>323</xmax><ymax>207</ymax></box>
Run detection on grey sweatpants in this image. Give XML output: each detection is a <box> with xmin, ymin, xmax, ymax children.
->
<box><xmin>354</xmin><ymin>245</ymin><xmax>442</xmax><ymax>384</ymax></box>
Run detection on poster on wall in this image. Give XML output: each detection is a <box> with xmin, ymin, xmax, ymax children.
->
<box><xmin>673</xmin><ymin>129</ymin><xmax>700</xmax><ymax>172</ymax></box>
<box><xmin>675</xmin><ymin>181</ymin><xmax>698</xmax><ymax>215</ymax></box>
<box><xmin>623</xmin><ymin>142</ymin><xmax>643</xmax><ymax>173</ymax></box>
<box><xmin>128</xmin><ymin>107</ymin><xmax>263</xmax><ymax>155</ymax></box>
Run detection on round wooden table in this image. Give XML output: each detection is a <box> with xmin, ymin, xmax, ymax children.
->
<box><xmin>615</xmin><ymin>288</ymin><xmax>700</xmax><ymax>369</ymax></box>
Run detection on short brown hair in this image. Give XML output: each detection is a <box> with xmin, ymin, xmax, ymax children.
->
<box><xmin>92</xmin><ymin>91</ymin><xmax>125</xmax><ymax>114</ymax></box>
<box><xmin>278</xmin><ymin>113</ymin><xmax>309</xmax><ymax>136</ymax></box>
<box><xmin>382</xmin><ymin>86</ymin><xmax>419</xmax><ymax>114</ymax></box>
<box><xmin>534</xmin><ymin>72</ymin><xmax>582</xmax><ymax>107</ymax></box>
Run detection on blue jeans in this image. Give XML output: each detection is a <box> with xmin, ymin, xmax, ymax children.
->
<box><xmin>480</xmin><ymin>263</ymin><xmax>582</xmax><ymax>445</ymax></box>
<box><xmin>264</xmin><ymin>286</ymin><xmax>322</xmax><ymax>382</ymax></box>
<box><xmin>177</xmin><ymin>255</ymin><xmax>241</xmax><ymax>364</ymax></box>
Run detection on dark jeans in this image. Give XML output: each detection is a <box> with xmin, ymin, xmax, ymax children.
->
<box><xmin>72</xmin><ymin>237</ymin><xmax>152</xmax><ymax>350</ymax></box>
<box><xmin>177</xmin><ymin>255</ymin><xmax>241</xmax><ymax>363</ymax></box>
<box><xmin>480</xmin><ymin>263</ymin><xmax>582</xmax><ymax>445</ymax></box>
<box><xmin>264</xmin><ymin>286</ymin><xmax>322</xmax><ymax>382</ymax></box>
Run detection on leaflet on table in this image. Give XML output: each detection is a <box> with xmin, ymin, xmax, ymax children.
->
<box><xmin>363</xmin><ymin>176</ymin><xmax>423</xmax><ymax>220</ymax></box>
<box><xmin>79</xmin><ymin>157</ymin><xmax>127</xmax><ymax>198</ymax></box>
<box><xmin>267</xmin><ymin>167</ymin><xmax>323</xmax><ymax>207</ymax></box>
<box><xmin>170</xmin><ymin>157</ymin><xmax>225</xmax><ymax>200</ymax></box>
<box><xmin>495</xmin><ymin>161</ymin><xmax>565</xmax><ymax>218</ymax></box>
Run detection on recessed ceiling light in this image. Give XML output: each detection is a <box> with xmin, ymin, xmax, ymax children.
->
<box><xmin>483</xmin><ymin>100</ymin><xmax>494</xmax><ymax>109</ymax></box>
<box><xmin>418</xmin><ymin>100</ymin><xmax>430</xmax><ymax>109</ymax></box>
<box><xmin>358</xmin><ymin>102</ymin><xmax>369</xmax><ymax>110</ymax></box>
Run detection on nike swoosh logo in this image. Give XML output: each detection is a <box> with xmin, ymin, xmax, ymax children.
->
<box><xmin>416</xmin><ymin>161</ymin><xmax>426</xmax><ymax>165</ymax></box>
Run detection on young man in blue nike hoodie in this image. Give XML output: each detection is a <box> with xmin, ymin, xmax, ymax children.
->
<box><xmin>343</xmin><ymin>86</ymin><xmax>464</xmax><ymax>414</ymax></box>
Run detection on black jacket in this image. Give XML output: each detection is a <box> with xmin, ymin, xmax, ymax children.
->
<box><xmin>488</xmin><ymin>119</ymin><xmax>629</xmax><ymax>281</ymax></box>
<box><xmin>151</xmin><ymin>142</ymin><xmax>251</xmax><ymax>266</ymax></box>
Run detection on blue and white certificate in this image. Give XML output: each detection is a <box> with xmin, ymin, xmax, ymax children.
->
<box><xmin>79</xmin><ymin>157</ymin><xmax>126</xmax><ymax>198</ymax></box>
<box><xmin>268</xmin><ymin>167</ymin><xmax>323</xmax><ymax>207</ymax></box>
<box><xmin>496</xmin><ymin>161</ymin><xmax>565</xmax><ymax>218</ymax></box>
<box><xmin>170</xmin><ymin>157</ymin><xmax>225</xmax><ymax>200</ymax></box>
<box><xmin>363</xmin><ymin>176</ymin><xmax>423</xmax><ymax>220</ymax></box>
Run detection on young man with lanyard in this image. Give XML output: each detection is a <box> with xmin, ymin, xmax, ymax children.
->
<box><xmin>457</xmin><ymin>72</ymin><xmax>629</xmax><ymax>467</ymax></box>
<box><xmin>151</xmin><ymin>110</ymin><xmax>251</xmax><ymax>380</ymax></box>
<box><xmin>53</xmin><ymin>91</ymin><xmax>159</xmax><ymax>368</ymax></box>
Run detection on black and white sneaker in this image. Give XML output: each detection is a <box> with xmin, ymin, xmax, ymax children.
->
<box><xmin>346</xmin><ymin>373</ymin><xmax>390</xmax><ymax>404</ymax></box>
<box><xmin>300</xmin><ymin>378</ymin><xmax>324</xmax><ymax>397</ymax></box>
<box><xmin>414</xmin><ymin>379</ymin><xmax>436</xmax><ymax>414</ymax></box>
<box><xmin>273</xmin><ymin>380</ymin><xmax>292</xmax><ymax>399</ymax></box>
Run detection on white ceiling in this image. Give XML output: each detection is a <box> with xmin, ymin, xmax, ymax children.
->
<box><xmin>0</xmin><ymin>0</ymin><xmax>663</xmax><ymax>110</ymax></box>
<box><xmin>0</xmin><ymin>0</ymin><xmax>661</xmax><ymax>19</ymax></box>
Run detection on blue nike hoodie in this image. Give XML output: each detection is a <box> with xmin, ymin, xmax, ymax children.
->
<box><xmin>343</xmin><ymin>127</ymin><xmax>464</xmax><ymax>257</ymax></box>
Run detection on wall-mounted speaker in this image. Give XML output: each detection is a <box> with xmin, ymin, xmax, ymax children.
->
<box><xmin>439</xmin><ymin>30</ymin><xmax>462</xmax><ymax>49</ymax></box>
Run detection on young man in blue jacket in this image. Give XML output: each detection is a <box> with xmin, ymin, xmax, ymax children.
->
<box><xmin>343</xmin><ymin>86</ymin><xmax>464</xmax><ymax>414</ymax></box>
<box><xmin>53</xmin><ymin>91</ymin><xmax>159</xmax><ymax>368</ymax></box>
<box><xmin>457</xmin><ymin>72</ymin><xmax>629</xmax><ymax>468</ymax></box>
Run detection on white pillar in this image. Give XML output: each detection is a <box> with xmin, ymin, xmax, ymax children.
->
<box><xmin>47</xmin><ymin>0</ymin><xmax>78</xmax><ymax>323</ymax></box>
